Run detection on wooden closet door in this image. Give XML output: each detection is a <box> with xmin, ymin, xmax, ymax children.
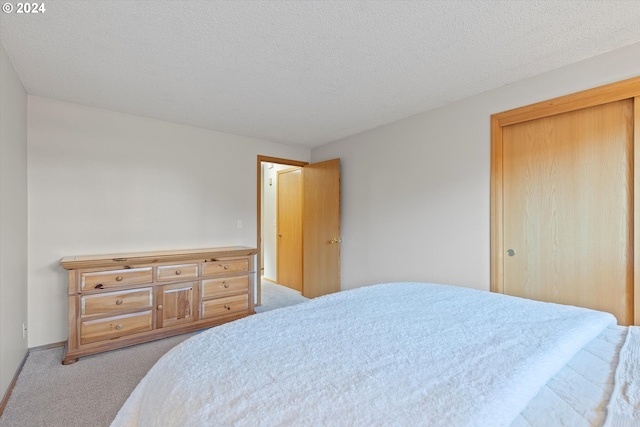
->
<box><xmin>502</xmin><ymin>99</ymin><xmax>633</xmax><ymax>324</ymax></box>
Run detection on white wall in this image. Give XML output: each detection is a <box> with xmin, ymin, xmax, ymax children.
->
<box><xmin>19</xmin><ymin>40</ymin><xmax>640</xmax><ymax>348</ymax></box>
<box><xmin>28</xmin><ymin>96</ymin><xmax>310</xmax><ymax>346</ymax></box>
<box><xmin>312</xmin><ymin>41</ymin><xmax>640</xmax><ymax>293</ymax></box>
<box><xmin>0</xmin><ymin>43</ymin><xmax>28</xmax><ymax>399</ymax></box>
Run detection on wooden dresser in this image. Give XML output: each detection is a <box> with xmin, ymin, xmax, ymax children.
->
<box><xmin>60</xmin><ymin>246</ymin><xmax>257</xmax><ymax>364</ymax></box>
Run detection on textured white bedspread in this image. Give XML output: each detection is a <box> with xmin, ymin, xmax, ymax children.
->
<box><xmin>604</xmin><ymin>326</ymin><xmax>640</xmax><ymax>426</ymax></box>
<box><xmin>513</xmin><ymin>325</ymin><xmax>627</xmax><ymax>427</ymax></box>
<box><xmin>111</xmin><ymin>282</ymin><xmax>616</xmax><ymax>427</ymax></box>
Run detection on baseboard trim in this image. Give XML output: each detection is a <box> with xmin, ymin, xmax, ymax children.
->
<box><xmin>29</xmin><ymin>340</ymin><xmax>66</xmax><ymax>352</ymax></box>
<box><xmin>262</xmin><ymin>277</ymin><xmax>278</xmax><ymax>284</ymax></box>
<box><xmin>0</xmin><ymin>350</ymin><xmax>28</xmax><ymax>417</ymax></box>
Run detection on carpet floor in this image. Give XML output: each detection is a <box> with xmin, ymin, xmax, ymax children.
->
<box><xmin>0</xmin><ymin>282</ymin><xmax>307</xmax><ymax>427</ymax></box>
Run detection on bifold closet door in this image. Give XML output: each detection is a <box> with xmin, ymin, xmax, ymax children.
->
<box><xmin>502</xmin><ymin>99</ymin><xmax>633</xmax><ymax>325</ymax></box>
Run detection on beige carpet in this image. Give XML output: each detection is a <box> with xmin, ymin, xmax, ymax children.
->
<box><xmin>0</xmin><ymin>283</ymin><xmax>307</xmax><ymax>426</ymax></box>
<box><xmin>254</xmin><ymin>281</ymin><xmax>308</xmax><ymax>313</ymax></box>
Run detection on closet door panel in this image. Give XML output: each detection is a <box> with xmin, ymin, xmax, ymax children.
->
<box><xmin>502</xmin><ymin>99</ymin><xmax>633</xmax><ymax>324</ymax></box>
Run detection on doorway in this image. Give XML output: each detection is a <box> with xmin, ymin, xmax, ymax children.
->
<box><xmin>256</xmin><ymin>155</ymin><xmax>342</xmax><ymax>306</ymax></box>
<box><xmin>258</xmin><ymin>156</ymin><xmax>307</xmax><ymax>306</ymax></box>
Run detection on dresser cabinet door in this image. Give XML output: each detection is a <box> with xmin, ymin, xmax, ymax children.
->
<box><xmin>157</xmin><ymin>282</ymin><xmax>198</xmax><ymax>328</ymax></box>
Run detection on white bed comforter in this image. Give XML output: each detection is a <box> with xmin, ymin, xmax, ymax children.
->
<box><xmin>605</xmin><ymin>326</ymin><xmax>640</xmax><ymax>426</ymax></box>
<box><xmin>111</xmin><ymin>282</ymin><xmax>616</xmax><ymax>427</ymax></box>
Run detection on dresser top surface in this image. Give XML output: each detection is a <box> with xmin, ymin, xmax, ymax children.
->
<box><xmin>61</xmin><ymin>246</ymin><xmax>258</xmax><ymax>270</ymax></box>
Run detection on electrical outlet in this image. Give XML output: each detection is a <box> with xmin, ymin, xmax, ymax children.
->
<box><xmin>22</xmin><ymin>323</ymin><xmax>27</xmax><ymax>339</ymax></box>
<box><xmin>237</xmin><ymin>220</ymin><xmax>243</xmax><ymax>229</ymax></box>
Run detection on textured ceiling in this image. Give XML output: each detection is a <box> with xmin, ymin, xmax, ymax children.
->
<box><xmin>2</xmin><ymin>1</ymin><xmax>640</xmax><ymax>148</ymax></box>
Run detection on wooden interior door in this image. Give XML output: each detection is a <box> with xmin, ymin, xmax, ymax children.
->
<box><xmin>302</xmin><ymin>158</ymin><xmax>341</xmax><ymax>298</ymax></box>
<box><xmin>501</xmin><ymin>100</ymin><xmax>633</xmax><ymax>324</ymax></box>
<box><xmin>277</xmin><ymin>168</ymin><xmax>303</xmax><ymax>291</ymax></box>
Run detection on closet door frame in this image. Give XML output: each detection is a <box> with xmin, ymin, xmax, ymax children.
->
<box><xmin>490</xmin><ymin>76</ymin><xmax>640</xmax><ymax>324</ymax></box>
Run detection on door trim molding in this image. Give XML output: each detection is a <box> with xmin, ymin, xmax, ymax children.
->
<box><xmin>256</xmin><ymin>156</ymin><xmax>308</xmax><ymax>306</ymax></box>
<box><xmin>491</xmin><ymin>76</ymin><xmax>640</xmax><ymax>324</ymax></box>
<box><xmin>635</xmin><ymin>97</ymin><xmax>640</xmax><ymax>325</ymax></box>
<box><xmin>492</xmin><ymin>76</ymin><xmax>640</xmax><ymax>126</ymax></box>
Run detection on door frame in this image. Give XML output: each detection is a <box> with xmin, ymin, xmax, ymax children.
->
<box><xmin>490</xmin><ymin>75</ymin><xmax>640</xmax><ymax>324</ymax></box>
<box><xmin>256</xmin><ymin>155</ymin><xmax>308</xmax><ymax>306</ymax></box>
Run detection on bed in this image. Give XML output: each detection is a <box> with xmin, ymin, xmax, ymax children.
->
<box><xmin>111</xmin><ymin>282</ymin><xmax>640</xmax><ymax>426</ymax></box>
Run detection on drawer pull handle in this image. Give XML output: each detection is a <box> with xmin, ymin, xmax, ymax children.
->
<box><xmin>94</xmin><ymin>284</ymin><xmax>104</xmax><ymax>289</ymax></box>
<box><xmin>115</xmin><ymin>276</ymin><xmax>123</xmax><ymax>282</ymax></box>
<box><xmin>115</xmin><ymin>299</ymin><xmax>123</xmax><ymax>305</ymax></box>
<box><xmin>115</xmin><ymin>324</ymin><xmax>123</xmax><ymax>330</ymax></box>
<box><xmin>175</xmin><ymin>270</ymin><xmax>182</xmax><ymax>275</ymax></box>
<box><xmin>224</xmin><ymin>304</ymin><xmax>231</xmax><ymax>310</ymax></box>
<box><xmin>157</xmin><ymin>304</ymin><xmax>163</xmax><ymax>310</ymax></box>
<box><xmin>223</xmin><ymin>265</ymin><xmax>230</xmax><ymax>270</ymax></box>
<box><xmin>223</xmin><ymin>282</ymin><xmax>230</xmax><ymax>288</ymax></box>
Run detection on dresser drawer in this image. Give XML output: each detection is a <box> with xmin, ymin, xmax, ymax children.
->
<box><xmin>157</xmin><ymin>264</ymin><xmax>198</xmax><ymax>281</ymax></box>
<box><xmin>81</xmin><ymin>311</ymin><xmax>153</xmax><ymax>344</ymax></box>
<box><xmin>201</xmin><ymin>276</ymin><xmax>249</xmax><ymax>299</ymax></box>
<box><xmin>81</xmin><ymin>288</ymin><xmax>153</xmax><ymax>316</ymax></box>
<box><xmin>81</xmin><ymin>268</ymin><xmax>153</xmax><ymax>291</ymax></box>
<box><xmin>201</xmin><ymin>259</ymin><xmax>248</xmax><ymax>276</ymax></box>
<box><xmin>201</xmin><ymin>294</ymin><xmax>248</xmax><ymax>319</ymax></box>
